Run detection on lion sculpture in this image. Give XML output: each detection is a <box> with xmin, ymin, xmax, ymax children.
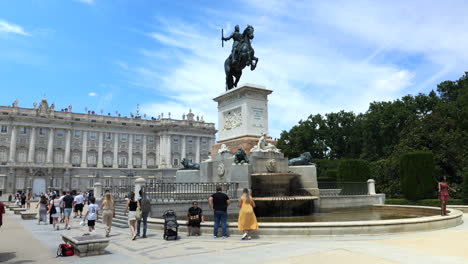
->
<box><xmin>288</xmin><ymin>152</ymin><xmax>312</xmax><ymax>166</ymax></box>
<box><xmin>234</xmin><ymin>148</ymin><xmax>249</xmax><ymax>164</ymax></box>
<box><xmin>180</xmin><ymin>158</ymin><xmax>200</xmax><ymax>170</ymax></box>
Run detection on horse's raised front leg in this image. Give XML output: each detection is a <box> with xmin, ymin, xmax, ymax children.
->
<box><xmin>251</xmin><ymin>57</ymin><xmax>259</xmax><ymax>71</ymax></box>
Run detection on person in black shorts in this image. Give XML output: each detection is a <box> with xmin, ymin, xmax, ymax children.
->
<box><xmin>187</xmin><ymin>201</ymin><xmax>204</xmax><ymax>236</ymax></box>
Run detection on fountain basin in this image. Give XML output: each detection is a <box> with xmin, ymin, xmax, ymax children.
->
<box><xmin>147</xmin><ymin>205</ymin><xmax>463</xmax><ymax>236</ymax></box>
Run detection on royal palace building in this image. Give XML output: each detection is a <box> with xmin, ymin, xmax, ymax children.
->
<box><xmin>0</xmin><ymin>98</ymin><xmax>216</xmax><ymax>198</ymax></box>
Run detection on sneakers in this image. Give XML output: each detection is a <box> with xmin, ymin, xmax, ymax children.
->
<box><xmin>213</xmin><ymin>235</ymin><xmax>217</xmax><ymax>239</ymax></box>
<box><xmin>241</xmin><ymin>233</ymin><xmax>248</xmax><ymax>240</ymax></box>
<box><xmin>222</xmin><ymin>236</ymin><xmax>228</xmax><ymax>239</ymax></box>
<box><xmin>248</xmin><ymin>236</ymin><xmax>252</xmax><ymax>240</ymax></box>
<box><xmin>67</xmin><ymin>226</ymin><xmax>71</xmax><ymax>230</ymax></box>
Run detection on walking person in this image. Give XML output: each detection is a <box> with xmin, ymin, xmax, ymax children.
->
<box><xmin>73</xmin><ymin>192</ymin><xmax>84</xmax><ymax>218</ymax></box>
<box><xmin>100</xmin><ymin>192</ymin><xmax>115</xmax><ymax>237</ymax></box>
<box><xmin>0</xmin><ymin>200</ymin><xmax>4</xmax><ymax>228</ymax></box>
<box><xmin>61</xmin><ymin>191</ymin><xmax>74</xmax><ymax>230</ymax></box>
<box><xmin>438</xmin><ymin>175</ymin><xmax>457</xmax><ymax>216</ymax></box>
<box><xmin>36</xmin><ymin>195</ymin><xmax>48</xmax><ymax>225</ymax></box>
<box><xmin>26</xmin><ymin>193</ymin><xmax>32</xmax><ymax>209</ymax></box>
<box><xmin>208</xmin><ymin>185</ymin><xmax>231</xmax><ymax>238</ymax></box>
<box><xmin>124</xmin><ymin>192</ymin><xmax>140</xmax><ymax>240</ymax></box>
<box><xmin>20</xmin><ymin>193</ymin><xmax>26</xmax><ymax>208</ymax></box>
<box><xmin>84</xmin><ymin>197</ymin><xmax>99</xmax><ymax>233</ymax></box>
<box><xmin>48</xmin><ymin>194</ymin><xmax>61</xmax><ymax>230</ymax></box>
<box><xmin>187</xmin><ymin>201</ymin><xmax>204</xmax><ymax>236</ymax></box>
<box><xmin>136</xmin><ymin>191</ymin><xmax>151</xmax><ymax>238</ymax></box>
<box><xmin>237</xmin><ymin>188</ymin><xmax>258</xmax><ymax>240</ymax></box>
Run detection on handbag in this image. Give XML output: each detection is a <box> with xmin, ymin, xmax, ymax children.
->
<box><xmin>135</xmin><ymin>207</ymin><xmax>142</xmax><ymax>220</ymax></box>
<box><xmin>50</xmin><ymin>204</ymin><xmax>57</xmax><ymax>214</ymax></box>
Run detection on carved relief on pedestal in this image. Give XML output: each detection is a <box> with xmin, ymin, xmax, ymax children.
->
<box><xmin>223</xmin><ymin>107</ymin><xmax>242</xmax><ymax>131</ymax></box>
<box><xmin>217</xmin><ymin>163</ymin><xmax>225</xmax><ymax>177</ymax></box>
<box><xmin>266</xmin><ymin>159</ymin><xmax>277</xmax><ymax>172</ymax></box>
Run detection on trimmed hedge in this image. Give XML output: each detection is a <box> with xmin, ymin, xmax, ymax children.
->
<box><xmin>400</xmin><ymin>151</ymin><xmax>436</xmax><ymax>200</ymax></box>
<box><xmin>338</xmin><ymin>159</ymin><xmax>371</xmax><ymax>182</ymax></box>
<box><xmin>313</xmin><ymin>159</ymin><xmax>341</xmax><ymax>179</ymax></box>
<box><xmin>463</xmin><ymin>170</ymin><xmax>468</xmax><ymax>204</ymax></box>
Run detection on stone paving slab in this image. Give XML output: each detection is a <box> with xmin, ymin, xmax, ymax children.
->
<box><xmin>3</xmin><ymin>202</ymin><xmax>468</xmax><ymax>264</ymax></box>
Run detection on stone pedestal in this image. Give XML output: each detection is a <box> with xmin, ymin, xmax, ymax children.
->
<box><xmin>367</xmin><ymin>179</ymin><xmax>376</xmax><ymax>195</ymax></box>
<box><xmin>93</xmin><ymin>182</ymin><xmax>102</xmax><ymax>200</ymax></box>
<box><xmin>175</xmin><ymin>170</ymin><xmax>201</xmax><ymax>183</ymax></box>
<box><xmin>134</xmin><ymin>177</ymin><xmax>146</xmax><ymax>198</ymax></box>
<box><xmin>213</xmin><ymin>84</ymin><xmax>272</xmax><ymax>151</ymax></box>
<box><xmin>288</xmin><ymin>165</ymin><xmax>319</xmax><ymax>197</ymax></box>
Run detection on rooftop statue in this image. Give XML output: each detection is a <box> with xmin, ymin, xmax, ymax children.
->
<box><xmin>222</xmin><ymin>25</ymin><xmax>259</xmax><ymax>91</ymax></box>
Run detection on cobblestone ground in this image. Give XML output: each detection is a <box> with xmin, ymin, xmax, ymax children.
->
<box><xmin>2</xmin><ymin>203</ymin><xmax>468</xmax><ymax>264</ymax></box>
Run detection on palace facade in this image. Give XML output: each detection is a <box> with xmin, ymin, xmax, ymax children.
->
<box><xmin>0</xmin><ymin>98</ymin><xmax>216</xmax><ymax>197</ymax></box>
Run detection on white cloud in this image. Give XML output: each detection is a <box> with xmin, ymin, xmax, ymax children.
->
<box><xmin>75</xmin><ymin>0</ymin><xmax>94</xmax><ymax>4</ymax></box>
<box><xmin>0</xmin><ymin>19</ymin><xmax>30</xmax><ymax>36</ymax></box>
<box><xmin>122</xmin><ymin>1</ymin><xmax>466</xmax><ymax>138</ymax></box>
<box><xmin>88</xmin><ymin>92</ymin><xmax>97</xmax><ymax>97</ymax></box>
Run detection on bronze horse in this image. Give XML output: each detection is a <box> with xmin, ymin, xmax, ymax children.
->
<box><xmin>224</xmin><ymin>25</ymin><xmax>259</xmax><ymax>91</ymax></box>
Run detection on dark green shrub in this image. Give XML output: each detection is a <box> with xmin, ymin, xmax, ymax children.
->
<box><xmin>313</xmin><ymin>159</ymin><xmax>341</xmax><ymax>179</ymax></box>
<box><xmin>400</xmin><ymin>151</ymin><xmax>436</xmax><ymax>200</ymax></box>
<box><xmin>462</xmin><ymin>170</ymin><xmax>468</xmax><ymax>204</ymax></box>
<box><xmin>338</xmin><ymin>159</ymin><xmax>371</xmax><ymax>182</ymax></box>
<box><xmin>326</xmin><ymin>169</ymin><xmax>338</xmax><ymax>181</ymax></box>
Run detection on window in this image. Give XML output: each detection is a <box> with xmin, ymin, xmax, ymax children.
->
<box><xmin>188</xmin><ymin>137</ymin><xmax>193</xmax><ymax>143</ymax></box>
<box><xmin>105</xmin><ymin>178</ymin><xmax>111</xmax><ymax>187</ymax></box>
<box><xmin>120</xmin><ymin>134</ymin><xmax>128</xmax><ymax>142</ymax></box>
<box><xmin>19</xmin><ymin>127</ymin><xmax>27</xmax><ymax>134</ymax></box>
<box><xmin>148</xmin><ymin>136</ymin><xmax>154</xmax><ymax>143</ymax></box>
<box><xmin>173</xmin><ymin>138</ymin><xmax>179</xmax><ymax>143</ymax></box>
<box><xmin>39</xmin><ymin>128</ymin><xmax>46</xmax><ymax>136</ymax></box>
<box><xmin>56</xmin><ymin>129</ymin><xmax>64</xmax><ymax>137</ymax></box>
<box><xmin>104</xmin><ymin>132</ymin><xmax>112</xmax><ymax>141</ymax></box>
<box><xmin>74</xmin><ymin>130</ymin><xmax>81</xmax><ymax>138</ymax></box>
<box><xmin>89</xmin><ymin>178</ymin><xmax>95</xmax><ymax>188</ymax></box>
<box><xmin>134</xmin><ymin>135</ymin><xmax>141</xmax><ymax>142</ymax></box>
<box><xmin>90</xmin><ymin>131</ymin><xmax>97</xmax><ymax>139</ymax></box>
<box><xmin>0</xmin><ymin>125</ymin><xmax>7</xmax><ymax>133</ymax></box>
<box><xmin>173</xmin><ymin>158</ymin><xmax>179</xmax><ymax>166</ymax></box>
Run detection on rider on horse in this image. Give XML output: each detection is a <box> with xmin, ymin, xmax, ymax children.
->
<box><xmin>222</xmin><ymin>25</ymin><xmax>243</xmax><ymax>64</ymax></box>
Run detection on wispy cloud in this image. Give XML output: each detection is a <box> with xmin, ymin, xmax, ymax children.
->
<box><xmin>119</xmin><ymin>1</ymin><xmax>467</xmax><ymax>138</ymax></box>
<box><xmin>88</xmin><ymin>92</ymin><xmax>97</xmax><ymax>97</ymax></box>
<box><xmin>0</xmin><ymin>19</ymin><xmax>30</xmax><ymax>36</ymax></box>
<box><xmin>75</xmin><ymin>0</ymin><xmax>94</xmax><ymax>4</ymax></box>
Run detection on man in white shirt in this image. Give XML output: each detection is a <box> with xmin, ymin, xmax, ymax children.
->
<box><xmin>73</xmin><ymin>192</ymin><xmax>85</xmax><ymax>218</ymax></box>
<box><xmin>84</xmin><ymin>197</ymin><xmax>99</xmax><ymax>233</ymax></box>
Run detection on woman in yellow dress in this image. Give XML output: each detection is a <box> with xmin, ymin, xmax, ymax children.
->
<box><xmin>237</xmin><ymin>188</ymin><xmax>258</xmax><ymax>240</ymax></box>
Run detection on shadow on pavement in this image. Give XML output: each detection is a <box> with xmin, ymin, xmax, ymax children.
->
<box><xmin>0</xmin><ymin>252</ymin><xmax>36</xmax><ymax>263</ymax></box>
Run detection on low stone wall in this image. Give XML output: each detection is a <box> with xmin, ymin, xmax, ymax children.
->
<box><xmin>147</xmin><ymin>205</ymin><xmax>463</xmax><ymax>236</ymax></box>
<box><xmin>149</xmin><ymin>200</ymin><xmax>239</xmax><ymax>218</ymax></box>
<box><xmin>61</xmin><ymin>234</ymin><xmax>110</xmax><ymax>257</ymax></box>
<box><xmin>20</xmin><ymin>212</ymin><xmax>37</xmax><ymax>220</ymax></box>
<box><xmin>319</xmin><ymin>194</ymin><xmax>385</xmax><ymax>210</ymax></box>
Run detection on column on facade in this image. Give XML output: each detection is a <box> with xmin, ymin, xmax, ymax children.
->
<box><xmin>142</xmin><ymin>135</ymin><xmax>147</xmax><ymax>169</ymax></box>
<box><xmin>27</xmin><ymin>127</ymin><xmax>36</xmax><ymax>163</ymax></box>
<box><xmin>167</xmin><ymin>135</ymin><xmax>172</xmax><ymax>167</ymax></box>
<box><xmin>195</xmin><ymin>136</ymin><xmax>201</xmax><ymax>163</ymax></box>
<box><xmin>97</xmin><ymin>131</ymin><xmax>103</xmax><ymax>168</ymax></box>
<box><xmin>64</xmin><ymin>129</ymin><xmax>71</xmax><ymax>165</ymax></box>
<box><xmin>81</xmin><ymin>131</ymin><xmax>88</xmax><ymax>167</ymax></box>
<box><xmin>112</xmin><ymin>133</ymin><xmax>118</xmax><ymax>168</ymax></box>
<box><xmin>156</xmin><ymin>136</ymin><xmax>161</xmax><ymax>167</ymax></box>
<box><xmin>181</xmin><ymin>135</ymin><xmax>186</xmax><ymax>160</ymax></box>
<box><xmin>46</xmin><ymin>128</ymin><xmax>54</xmax><ymax>163</ymax></box>
<box><xmin>8</xmin><ymin>125</ymin><xmax>17</xmax><ymax>163</ymax></box>
<box><xmin>128</xmin><ymin>134</ymin><xmax>133</xmax><ymax>168</ymax></box>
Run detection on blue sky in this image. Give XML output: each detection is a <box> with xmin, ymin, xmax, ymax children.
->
<box><xmin>0</xmin><ymin>0</ymin><xmax>467</xmax><ymax>138</ymax></box>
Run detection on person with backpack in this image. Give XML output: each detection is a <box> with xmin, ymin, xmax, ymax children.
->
<box><xmin>48</xmin><ymin>194</ymin><xmax>61</xmax><ymax>230</ymax></box>
<box><xmin>124</xmin><ymin>192</ymin><xmax>140</xmax><ymax>240</ymax></box>
<box><xmin>137</xmin><ymin>190</ymin><xmax>151</xmax><ymax>238</ymax></box>
<box><xmin>84</xmin><ymin>197</ymin><xmax>99</xmax><ymax>233</ymax></box>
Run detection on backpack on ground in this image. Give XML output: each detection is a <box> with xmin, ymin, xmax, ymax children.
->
<box><xmin>163</xmin><ymin>210</ymin><xmax>179</xmax><ymax>240</ymax></box>
<box><xmin>56</xmin><ymin>243</ymin><xmax>74</xmax><ymax>257</ymax></box>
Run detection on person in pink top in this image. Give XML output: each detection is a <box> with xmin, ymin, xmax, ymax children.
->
<box><xmin>438</xmin><ymin>175</ymin><xmax>457</xmax><ymax>216</ymax></box>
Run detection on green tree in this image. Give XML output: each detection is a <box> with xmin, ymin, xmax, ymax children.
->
<box><xmin>400</xmin><ymin>151</ymin><xmax>436</xmax><ymax>200</ymax></box>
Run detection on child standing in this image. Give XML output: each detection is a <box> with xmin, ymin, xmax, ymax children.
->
<box><xmin>84</xmin><ymin>197</ymin><xmax>99</xmax><ymax>233</ymax></box>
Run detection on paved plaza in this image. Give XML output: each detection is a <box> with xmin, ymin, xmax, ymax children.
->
<box><xmin>1</xmin><ymin>204</ymin><xmax>468</xmax><ymax>264</ymax></box>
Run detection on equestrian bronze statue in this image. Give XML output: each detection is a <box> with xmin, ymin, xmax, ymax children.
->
<box><xmin>222</xmin><ymin>25</ymin><xmax>259</xmax><ymax>91</ymax></box>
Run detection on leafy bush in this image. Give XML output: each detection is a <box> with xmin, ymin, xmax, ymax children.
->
<box><xmin>338</xmin><ymin>159</ymin><xmax>371</xmax><ymax>182</ymax></box>
<box><xmin>370</xmin><ymin>158</ymin><xmax>401</xmax><ymax>198</ymax></box>
<box><xmin>400</xmin><ymin>151</ymin><xmax>436</xmax><ymax>200</ymax></box>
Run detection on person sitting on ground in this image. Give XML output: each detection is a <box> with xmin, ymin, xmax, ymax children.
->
<box><xmin>84</xmin><ymin>197</ymin><xmax>99</xmax><ymax>233</ymax></box>
<box><xmin>187</xmin><ymin>201</ymin><xmax>204</xmax><ymax>236</ymax></box>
